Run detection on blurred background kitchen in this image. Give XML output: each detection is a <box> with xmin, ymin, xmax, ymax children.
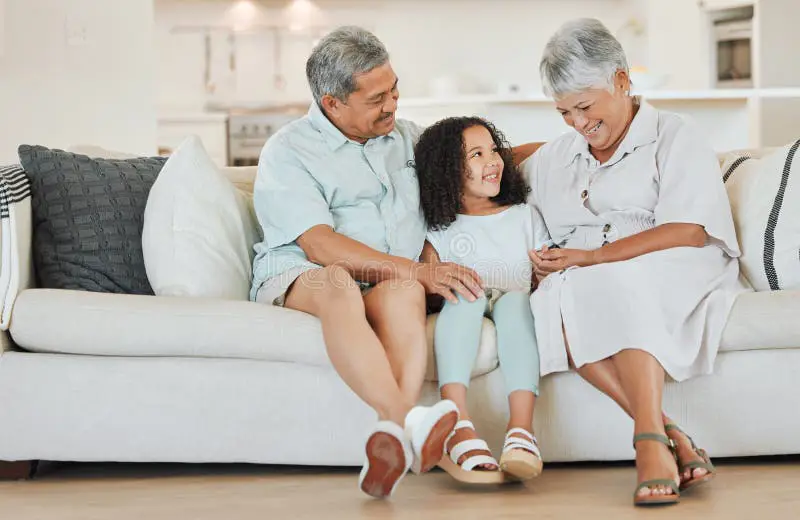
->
<box><xmin>1</xmin><ymin>0</ymin><xmax>799</xmax><ymax>165</ymax></box>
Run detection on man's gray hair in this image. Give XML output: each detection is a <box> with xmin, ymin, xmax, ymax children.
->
<box><xmin>306</xmin><ymin>26</ymin><xmax>389</xmax><ymax>105</ymax></box>
<box><xmin>539</xmin><ymin>18</ymin><xmax>629</xmax><ymax>98</ymax></box>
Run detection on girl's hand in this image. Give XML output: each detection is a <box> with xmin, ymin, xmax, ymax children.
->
<box><xmin>529</xmin><ymin>246</ymin><xmax>597</xmax><ymax>275</ymax></box>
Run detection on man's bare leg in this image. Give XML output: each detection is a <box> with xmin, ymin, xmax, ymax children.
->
<box><xmin>284</xmin><ymin>266</ymin><xmax>411</xmax><ymax>425</ymax></box>
<box><xmin>362</xmin><ymin>280</ymin><xmax>427</xmax><ymax>404</ymax></box>
<box><xmin>362</xmin><ymin>279</ymin><xmax>459</xmax><ymax>474</ymax></box>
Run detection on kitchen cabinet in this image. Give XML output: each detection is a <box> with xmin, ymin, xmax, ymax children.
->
<box><xmin>646</xmin><ymin>0</ymin><xmax>799</xmax><ymax>90</ymax></box>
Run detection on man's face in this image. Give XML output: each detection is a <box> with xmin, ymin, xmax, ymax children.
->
<box><xmin>322</xmin><ymin>62</ymin><xmax>399</xmax><ymax>143</ymax></box>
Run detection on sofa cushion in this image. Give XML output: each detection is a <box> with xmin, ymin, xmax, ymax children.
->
<box><xmin>719</xmin><ymin>289</ymin><xmax>800</xmax><ymax>352</ymax></box>
<box><xmin>8</xmin><ymin>289</ymin><xmax>499</xmax><ymax>382</ymax></box>
<box><xmin>18</xmin><ymin>145</ymin><xmax>167</xmax><ymax>294</ymax></box>
<box><xmin>722</xmin><ymin>139</ymin><xmax>800</xmax><ymax>291</ymax></box>
<box><xmin>142</xmin><ymin>136</ymin><xmax>260</xmax><ymax>300</ymax></box>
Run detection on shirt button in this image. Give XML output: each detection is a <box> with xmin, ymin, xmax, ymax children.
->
<box><xmin>602</xmin><ymin>240</ymin><xmax>610</xmax><ymax>246</ymax></box>
<box><xmin>580</xmin><ymin>189</ymin><xmax>589</xmax><ymax>200</ymax></box>
<box><xmin>603</xmin><ymin>224</ymin><xmax>611</xmax><ymax>233</ymax></box>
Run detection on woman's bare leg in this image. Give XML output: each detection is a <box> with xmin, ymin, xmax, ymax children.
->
<box><xmin>566</xmin><ymin>331</ymin><xmax>708</xmax><ymax>483</ymax></box>
<box><xmin>612</xmin><ymin>349</ymin><xmax>679</xmax><ymax>498</ymax></box>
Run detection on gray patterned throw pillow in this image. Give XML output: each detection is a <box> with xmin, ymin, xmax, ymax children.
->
<box><xmin>18</xmin><ymin>145</ymin><xmax>167</xmax><ymax>294</ymax></box>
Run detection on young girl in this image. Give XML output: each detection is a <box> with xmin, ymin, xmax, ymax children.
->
<box><xmin>414</xmin><ymin>117</ymin><xmax>549</xmax><ymax>484</ymax></box>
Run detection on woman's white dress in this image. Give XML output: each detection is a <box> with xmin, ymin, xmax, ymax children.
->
<box><xmin>523</xmin><ymin>100</ymin><xmax>750</xmax><ymax>381</ymax></box>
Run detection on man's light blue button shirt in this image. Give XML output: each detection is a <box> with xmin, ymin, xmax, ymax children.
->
<box><xmin>250</xmin><ymin>102</ymin><xmax>426</xmax><ymax>300</ymax></box>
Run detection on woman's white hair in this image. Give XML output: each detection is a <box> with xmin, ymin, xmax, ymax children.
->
<box><xmin>539</xmin><ymin>18</ymin><xmax>629</xmax><ymax>98</ymax></box>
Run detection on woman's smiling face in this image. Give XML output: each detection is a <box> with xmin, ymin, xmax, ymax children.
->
<box><xmin>554</xmin><ymin>71</ymin><xmax>632</xmax><ymax>153</ymax></box>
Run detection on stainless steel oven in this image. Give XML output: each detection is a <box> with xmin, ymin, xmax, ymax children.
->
<box><xmin>713</xmin><ymin>7</ymin><xmax>754</xmax><ymax>88</ymax></box>
<box><xmin>227</xmin><ymin>107</ymin><xmax>305</xmax><ymax>167</ymax></box>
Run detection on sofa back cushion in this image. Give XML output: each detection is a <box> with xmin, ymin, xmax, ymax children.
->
<box><xmin>18</xmin><ymin>145</ymin><xmax>166</xmax><ymax>294</ymax></box>
<box><xmin>722</xmin><ymin>139</ymin><xmax>800</xmax><ymax>291</ymax></box>
<box><xmin>142</xmin><ymin>136</ymin><xmax>260</xmax><ymax>300</ymax></box>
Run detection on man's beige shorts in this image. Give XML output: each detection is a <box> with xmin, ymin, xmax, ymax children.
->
<box><xmin>255</xmin><ymin>266</ymin><xmax>373</xmax><ymax>307</ymax></box>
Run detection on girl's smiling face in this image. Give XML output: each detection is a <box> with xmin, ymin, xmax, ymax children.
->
<box><xmin>461</xmin><ymin>125</ymin><xmax>504</xmax><ymax>202</ymax></box>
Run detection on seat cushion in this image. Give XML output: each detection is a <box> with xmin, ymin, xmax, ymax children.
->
<box><xmin>9</xmin><ymin>289</ymin><xmax>499</xmax><ymax>381</ymax></box>
<box><xmin>720</xmin><ymin>290</ymin><xmax>800</xmax><ymax>352</ymax></box>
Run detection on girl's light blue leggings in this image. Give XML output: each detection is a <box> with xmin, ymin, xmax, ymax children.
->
<box><xmin>434</xmin><ymin>291</ymin><xmax>540</xmax><ymax>396</ymax></box>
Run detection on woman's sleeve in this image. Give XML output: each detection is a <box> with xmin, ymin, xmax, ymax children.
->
<box><xmin>654</xmin><ymin>120</ymin><xmax>741</xmax><ymax>257</ymax></box>
<box><xmin>521</xmin><ymin>149</ymin><xmax>552</xmax><ymax>250</ymax></box>
<box><xmin>529</xmin><ymin>204</ymin><xmax>551</xmax><ymax>251</ymax></box>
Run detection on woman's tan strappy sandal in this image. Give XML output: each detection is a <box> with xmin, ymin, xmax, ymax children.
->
<box><xmin>438</xmin><ymin>420</ymin><xmax>506</xmax><ymax>485</ymax></box>
<box><xmin>665</xmin><ymin>423</ymin><xmax>717</xmax><ymax>492</ymax></box>
<box><xmin>498</xmin><ymin>428</ymin><xmax>543</xmax><ymax>481</ymax></box>
<box><xmin>632</xmin><ymin>433</ymin><xmax>680</xmax><ymax>507</ymax></box>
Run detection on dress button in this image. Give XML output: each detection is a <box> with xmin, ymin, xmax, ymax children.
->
<box><xmin>580</xmin><ymin>189</ymin><xmax>589</xmax><ymax>200</ymax></box>
<box><xmin>603</xmin><ymin>223</ymin><xmax>611</xmax><ymax>233</ymax></box>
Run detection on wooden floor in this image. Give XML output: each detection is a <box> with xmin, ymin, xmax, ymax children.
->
<box><xmin>1</xmin><ymin>458</ymin><xmax>799</xmax><ymax>519</ymax></box>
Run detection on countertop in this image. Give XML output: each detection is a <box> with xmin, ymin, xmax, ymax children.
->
<box><xmin>157</xmin><ymin>88</ymin><xmax>800</xmax><ymax>122</ymax></box>
<box><xmin>398</xmin><ymin>88</ymin><xmax>800</xmax><ymax>107</ymax></box>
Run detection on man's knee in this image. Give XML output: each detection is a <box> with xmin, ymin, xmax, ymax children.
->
<box><xmin>303</xmin><ymin>265</ymin><xmax>362</xmax><ymax>304</ymax></box>
<box><xmin>371</xmin><ymin>279</ymin><xmax>425</xmax><ymax>306</ymax></box>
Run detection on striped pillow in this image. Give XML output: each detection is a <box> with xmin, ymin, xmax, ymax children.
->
<box><xmin>722</xmin><ymin>139</ymin><xmax>800</xmax><ymax>291</ymax></box>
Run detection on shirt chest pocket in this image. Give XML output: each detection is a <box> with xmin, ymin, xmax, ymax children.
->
<box><xmin>387</xmin><ymin>166</ymin><xmax>426</xmax><ymax>259</ymax></box>
<box><xmin>390</xmin><ymin>166</ymin><xmax>422</xmax><ymax>215</ymax></box>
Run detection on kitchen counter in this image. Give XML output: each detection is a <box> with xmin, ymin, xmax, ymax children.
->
<box><xmin>398</xmin><ymin>88</ymin><xmax>800</xmax><ymax>107</ymax></box>
<box><xmin>157</xmin><ymin>111</ymin><xmax>229</xmax><ymax>124</ymax></box>
<box><xmin>155</xmin><ymin>87</ymin><xmax>800</xmax><ymax>162</ymax></box>
<box><xmin>396</xmin><ymin>88</ymin><xmax>800</xmax><ymax>151</ymax></box>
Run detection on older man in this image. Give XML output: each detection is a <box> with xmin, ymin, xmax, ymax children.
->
<box><xmin>251</xmin><ymin>26</ymin><xmax>482</xmax><ymax>499</ymax></box>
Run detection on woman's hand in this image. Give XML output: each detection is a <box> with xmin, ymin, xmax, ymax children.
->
<box><xmin>529</xmin><ymin>246</ymin><xmax>597</xmax><ymax>277</ymax></box>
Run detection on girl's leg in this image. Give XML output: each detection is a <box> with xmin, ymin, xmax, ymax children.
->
<box><xmin>491</xmin><ymin>291</ymin><xmax>540</xmax><ymax>432</ymax></box>
<box><xmin>435</xmin><ymin>294</ymin><xmax>495</xmax><ymax>469</ymax></box>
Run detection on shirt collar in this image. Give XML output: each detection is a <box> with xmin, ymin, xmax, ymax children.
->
<box><xmin>564</xmin><ymin>96</ymin><xmax>659</xmax><ymax>167</ymax></box>
<box><xmin>308</xmin><ymin>101</ymin><xmax>399</xmax><ymax>151</ymax></box>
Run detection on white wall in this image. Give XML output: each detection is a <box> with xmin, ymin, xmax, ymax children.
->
<box><xmin>645</xmin><ymin>0</ymin><xmax>711</xmax><ymax>90</ymax></box>
<box><xmin>0</xmin><ymin>0</ymin><xmax>157</xmax><ymax>163</ymax></box>
<box><xmin>155</xmin><ymin>0</ymin><xmax>644</xmax><ymax>111</ymax></box>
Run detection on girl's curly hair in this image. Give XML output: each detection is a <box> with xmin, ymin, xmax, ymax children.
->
<box><xmin>412</xmin><ymin>117</ymin><xmax>530</xmax><ymax>230</ymax></box>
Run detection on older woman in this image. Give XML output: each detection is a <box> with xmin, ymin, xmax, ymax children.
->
<box><xmin>525</xmin><ymin>19</ymin><xmax>748</xmax><ymax>506</ymax></box>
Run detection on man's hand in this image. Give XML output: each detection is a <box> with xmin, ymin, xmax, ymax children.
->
<box><xmin>529</xmin><ymin>246</ymin><xmax>597</xmax><ymax>278</ymax></box>
<box><xmin>415</xmin><ymin>262</ymin><xmax>484</xmax><ymax>304</ymax></box>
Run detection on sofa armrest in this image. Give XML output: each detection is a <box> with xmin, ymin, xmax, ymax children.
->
<box><xmin>0</xmin><ymin>329</ymin><xmax>18</xmax><ymax>354</ymax></box>
<box><xmin>0</xmin><ymin>185</ymin><xmax>35</xmax><ymax>330</ymax></box>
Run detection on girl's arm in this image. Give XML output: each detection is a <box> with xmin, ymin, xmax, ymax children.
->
<box><xmin>421</xmin><ymin>240</ymin><xmax>446</xmax><ymax>313</ymax></box>
<box><xmin>420</xmin><ymin>240</ymin><xmax>441</xmax><ymax>263</ymax></box>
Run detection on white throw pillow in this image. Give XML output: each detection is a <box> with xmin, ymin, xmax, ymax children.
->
<box><xmin>723</xmin><ymin>139</ymin><xmax>800</xmax><ymax>291</ymax></box>
<box><xmin>142</xmin><ymin>135</ymin><xmax>259</xmax><ymax>300</ymax></box>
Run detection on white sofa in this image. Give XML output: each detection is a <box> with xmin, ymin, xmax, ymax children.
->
<box><xmin>1</xmin><ymin>154</ymin><xmax>800</xmax><ymax>473</ymax></box>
